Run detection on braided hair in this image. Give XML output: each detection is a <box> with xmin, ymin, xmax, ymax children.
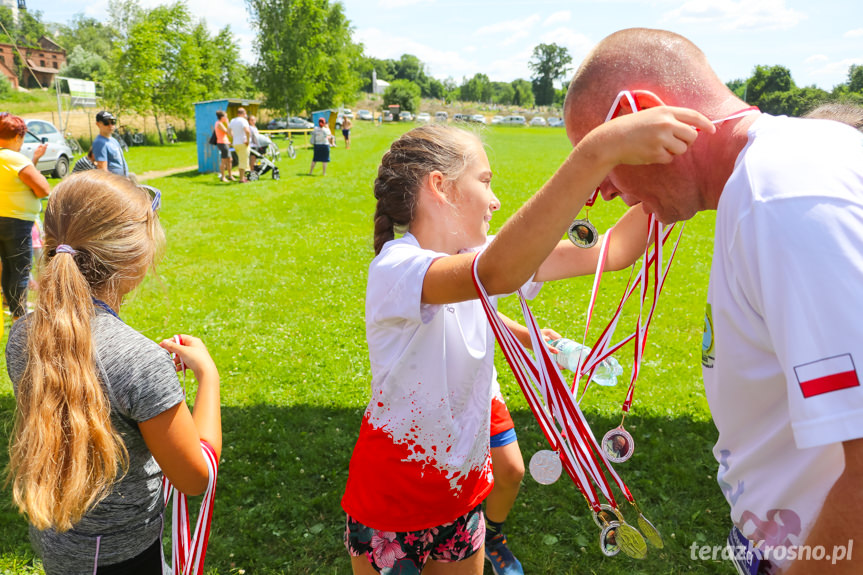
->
<box><xmin>373</xmin><ymin>124</ymin><xmax>480</xmax><ymax>254</ymax></box>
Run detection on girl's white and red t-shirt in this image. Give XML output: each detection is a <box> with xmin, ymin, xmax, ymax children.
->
<box><xmin>342</xmin><ymin>233</ymin><xmax>540</xmax><ymax>531</ymax></box>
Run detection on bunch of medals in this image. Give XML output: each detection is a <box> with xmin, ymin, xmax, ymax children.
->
<box><xmin>472</xmin><ymin>212</ymin><xmax>683</xmax><ymax>559</ymax></box>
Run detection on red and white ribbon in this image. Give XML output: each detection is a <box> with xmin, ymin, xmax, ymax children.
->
<box><xmin>162</xmin><ymin>440</ymin><xmax>219</xmax><ymax>575</ymax></box>
<box><xmin>573</xmin><ymin>216</ymin><xmax>684</xmax><ymax>413</ymax></box>
<box><xmin>471</xmin><ymin>257</ymin><xmax>632</xmax><ymax>511</ymax></box>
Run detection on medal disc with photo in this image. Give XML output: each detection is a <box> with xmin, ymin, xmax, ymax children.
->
<box><xmin>567</xmin><ymin>219</ymin><xmax>598</xmax><ymax>248</ymax></box>
<box><xmin>637</xmin><ymin>513</ymin><xmax>664</xmax><ymax>548</ymax></box>
<box><xmin>599</xmin><ymin>522</ymin><xmax>621</xmax><ymax>557</ymax></box>
<box><xmin>592</xmin><ymin>504</ymin><xmax>624</xmax><ymax>529</ymax></box>
<box><xmin>602</xmin><ymin>427</ymin><xmax>635</xmax><ymax>463</ymax></box>
<box><xmin>615</xmin><ymin>522</ymin><xmax>648</xmax><ymax>559</ymax></box>
<box><xmin>529</xmin><ymin>450</ymin><xmax>562</xmax><ymax>485</ymax></box>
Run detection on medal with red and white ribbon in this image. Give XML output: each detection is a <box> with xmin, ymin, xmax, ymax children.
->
<box><xmin>162</xmin><ymin>440</ymin><xmax>219</xmax><ymax>575</ymax></box>
<box><xmin>471</xmin><ymin>256</ymin><xmax>662</xmax><ymax>558</ymax></box>
<box><xmin>570</xmin><ymin>215</ymin><xmax>684</xmax><ymax>465</ymax></box>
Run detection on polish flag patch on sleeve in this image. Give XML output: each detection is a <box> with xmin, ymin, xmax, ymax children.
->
<box><xmin>794</xmin><ymin>354</ymin><xmax>860</xmax><ymax>398</ymax></box>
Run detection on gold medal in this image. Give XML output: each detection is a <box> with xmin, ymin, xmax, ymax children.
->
<box><xmin>637</xmin><ymin>513</ymin><xmax>664</xmax><ymax>548</ymax></box>
<box><xmin>615</xmin><ymin>521</ymin><xmax>648</xmax><ymax>559</ymax></box>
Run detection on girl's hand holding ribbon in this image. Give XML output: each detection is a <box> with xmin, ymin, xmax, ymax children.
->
<box><xmin>160</xmin><ymin>335</ymin><xmax>218</xmax><ymax>379</ymax></box>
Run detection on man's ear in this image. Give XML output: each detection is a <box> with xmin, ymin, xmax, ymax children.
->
<box><xmin>630</xmin><ymin>89</ymin><xmax>666</xmax><ymax>111</ymax></box>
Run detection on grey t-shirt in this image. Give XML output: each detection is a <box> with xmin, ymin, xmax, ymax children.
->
<box><xmin>6</xmin><ymin>309</ymin><xmax>186</xmax><ymax>574</ymax></box>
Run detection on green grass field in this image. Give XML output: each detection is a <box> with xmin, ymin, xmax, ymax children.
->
<box><xmin>0</xmin><ymin>122</ymin><xmax>731</xmax><ymax>574</ymax></box>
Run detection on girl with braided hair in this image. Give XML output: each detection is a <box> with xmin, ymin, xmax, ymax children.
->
<box><xmin>342</xmin><ymin>107</ymin><xmax>714</xmax><ymax>574</ymax></box>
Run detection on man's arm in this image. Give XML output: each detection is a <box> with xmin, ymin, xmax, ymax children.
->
<box><xmin>92</xmin><ymin>139</ymin><xmax>108</xmax><ymax>171</ymax></box>
<box><xmin>782</xmin><ymin>438</ymin><xmax>863</xmax><ymax>574</ymax></box>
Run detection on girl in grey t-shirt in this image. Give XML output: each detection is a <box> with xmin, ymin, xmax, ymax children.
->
<box><xmin>5</xmin><ymin>170</ymin><xmax>222</xmax><ymax>574</ymax></box>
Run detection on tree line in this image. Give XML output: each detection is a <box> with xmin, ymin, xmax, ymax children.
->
<box><xmin>2</xmin><ymin>0</ymin><xmax>861</xmax><ymax>131</ymax></box>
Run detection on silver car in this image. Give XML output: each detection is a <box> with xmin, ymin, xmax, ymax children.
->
<box><xmin>21</xmin><ymin>119</ymin><xmax>74</xmax><ymax>178</ymax></box>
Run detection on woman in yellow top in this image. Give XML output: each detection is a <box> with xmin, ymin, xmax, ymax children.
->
<box><xmin>0</xmin><ymin>113</ymin><xmax>50</xmax><ymax>320</ymax></box>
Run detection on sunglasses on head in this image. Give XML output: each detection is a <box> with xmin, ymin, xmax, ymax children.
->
<box><xmin>139</xmin><ymin>185</ymin><xmax>161</xmax><ymax>213</ymax></box>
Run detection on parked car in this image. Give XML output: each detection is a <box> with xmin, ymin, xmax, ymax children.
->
<box><xmin>383</xmin><ymin>110</ymin><xmax>394</xmax><ymax>122</ymax></box>
<box><xmin>435</xmin><ymin>111</ymin><xmax>448</xmax><ymax>122</ymax></box>
<box><xmin>490</xmin><ymin>115</ymin><xmax>504</xmax><ymax>125</ymax></box>
<box><xmin>416</xmin><ymin>112</ymin><xmax>431</xmax><ymax>123</ymax></box>
<box><xmin>288</xmin><ymin>116</ymin><xmax>313</xmax><ymax>129</ymax></box>
<box><xmin>357</xmin><ymin>109</ymin><xmax>374</xmax><ymax>121</ymax></box>
<box><xmin>500</xmin><ymin>115</ymin><xmax>526</xmax><ymax>126</ymax></box>
<box><xmin>399</xmin><ymin>111</ymin><xmax>413</xmax><ymax>121</ymax></box>
<box><xmin>453</xmin><ymin>113</ymin><xmax>469</xmax><ymax>122</ymax></box>
<box><xmin>547</xmin><ymin>116</ymin><xmax>565</xmax><ymax>127</ymax></box>
<box><xmin>530</xmin><ymin>116</ymin><xmax>547</xmax><ymax>126</ymax></box>
<box><xmin>470</xmin><ymin>114</ymin><xmax>487</xmax><ymax>124</ymax></box>
<box><xmin>341</xmin><ymin>108</ymin><xmax>354</xmax><ymax>119</ymax></box>
<box><xmin>265</xmin><ymin>118</ymin><xmax>287</xmax><ymax>130</ymax></box>
<box><xmin>21</xmin><ymin>120</ymin><xmax>73</xmax><ymax>178</ymax></box>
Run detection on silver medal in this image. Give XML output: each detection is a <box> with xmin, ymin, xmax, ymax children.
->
<box><xmin>568</xmin><ymin>219</ymin><xmax>598</xmax><ymax>248</ymax></box>
<box><xmin>601</xmin><ymin>427</ymin><xmax>634</xmax><ymax>463</ymax></box>
<box><xmin>599</xmin><ymin>521</ymin><xmax>622</xmax><ymax>556</ymax></box>
<box><xmin>529</xmin><ymin>450</ymin><xmax>562</xmax><ymax>485</ymax></box>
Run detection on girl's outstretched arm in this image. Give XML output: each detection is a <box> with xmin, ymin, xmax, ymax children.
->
<box><xmin>139</xmin><ymin>335</ymin><xmax>221</xmax><ymax>496</ymax></box>
<box><xmin>422</xmin><ymin>106</ymin><xmax>713</xmax><ymax>304</ymax></box>
<box><xmin>534</xmin><ymin>206</ymin><xmax>650</xmax><ymax>282</ymax></box>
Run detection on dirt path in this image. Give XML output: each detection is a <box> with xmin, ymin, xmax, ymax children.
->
<box><xmin>137</xmin><ymin>165</ymin><xmax>197</xmax><ymax>182</ymax></box>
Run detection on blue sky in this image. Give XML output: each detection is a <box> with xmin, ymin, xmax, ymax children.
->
<box><xmin>34</xmin><ymin>0</ymin><xmax>863</xmax><ymax>91</ymax></box>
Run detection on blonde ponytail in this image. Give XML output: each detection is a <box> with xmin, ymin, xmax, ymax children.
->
<box><xmin>7</xmin><ymin>171</ymin><xmax>163</xmax><ymax>531</ymax></box>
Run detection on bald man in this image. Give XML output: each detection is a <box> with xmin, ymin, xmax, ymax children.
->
<box><xmin>565</xmin><ymin>28</ymin><xmax>863</xmax><ymax>574</ymax></box>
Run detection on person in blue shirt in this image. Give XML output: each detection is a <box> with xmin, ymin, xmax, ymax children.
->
<box><xmin>92</xmin><ymin>111</ymin><xmax>129</xmax><ymax>176</ymax></box>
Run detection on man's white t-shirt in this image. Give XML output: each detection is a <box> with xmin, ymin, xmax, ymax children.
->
<box><xmin>704</xmin><ymin>114</ymin><xmax>863</xmax><ymax>565</ymax></box>
<box><xmin>229</xmin><ymin>116</ymin><xmax>249</xmax><ymax>145</ymax></box>
<box><xmin>342</xmin><ymin>233</ymin><xmax>541</xmax><ymax>531</ymax></box>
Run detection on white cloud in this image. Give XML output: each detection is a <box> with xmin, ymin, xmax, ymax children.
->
<box><xmin>539</xmin><ymin>28</ymin><xmax>594</xmax><ymax>60</ymax></box>
<box><xmin>543</xmin><ymin>11</ymin><xmax>571</xmax><ymax>27</ymax></box>
<box><xmin>355</xmin><ymin>27</ymin><xmax>477</xmax><ymax>80</ymax></box>
<box><xmin>805</xmin><ymin>56</ymin><xmax>863</xmax><ymax>83</ymax></box>
<box><xmin>486</xmin><ymin>46</ymin><xmax>534</xmax><ymax>82</ymax></box>
<box><xmin>804</xmin><ymin>54</ymin><xmax>829</xmax><ymax>64</ymax></box>
<box><xmin>845</xmin><ymin>28</ymin><xmax>863</xmax><ymax>38</ymax></box>
<box><xmin>662</xmin><ymin>0</ymin><xmax>806</xmax><ymax>31</ymax></box>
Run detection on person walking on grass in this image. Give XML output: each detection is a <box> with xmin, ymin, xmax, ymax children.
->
<box><xmin>6</xmin><ymin>170</ymin><xmax>222</xmax><ymax>574</ymax></box>
<box><xmin>565</xmin><ymin>27</ymin><xmax>863</xmax><ymax>574</ymax></box>
<box><xmin>309</xmin><ymin>117</ymin><xmax>334</xmax><ymax>176</ymax></box>
<box><xmin>343</xmin><ymin>108</ymin><xmax>713</xmax><ymax>574</ymax></box>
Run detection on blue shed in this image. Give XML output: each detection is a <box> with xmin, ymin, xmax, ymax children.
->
<box><xmin>312</xmin><ymin>109</ymin><xmax>337</xmax><ymax>131</ymax></box>
<box><xmin>194</xmin><ymin>98</ymin><xmax>261</xmax><ymax>173</ymax></box>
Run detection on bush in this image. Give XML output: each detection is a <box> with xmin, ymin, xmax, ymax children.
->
<box><xmin>0</xmin><ymin>75</ymin><xmax>12</xmax><ymax>99</ymax></box>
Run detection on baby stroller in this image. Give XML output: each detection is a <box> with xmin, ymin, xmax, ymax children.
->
<box><xmin>246</xmin><ymin>133</ymin><xmax>280</xmax><ymax>181</ymax></box>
